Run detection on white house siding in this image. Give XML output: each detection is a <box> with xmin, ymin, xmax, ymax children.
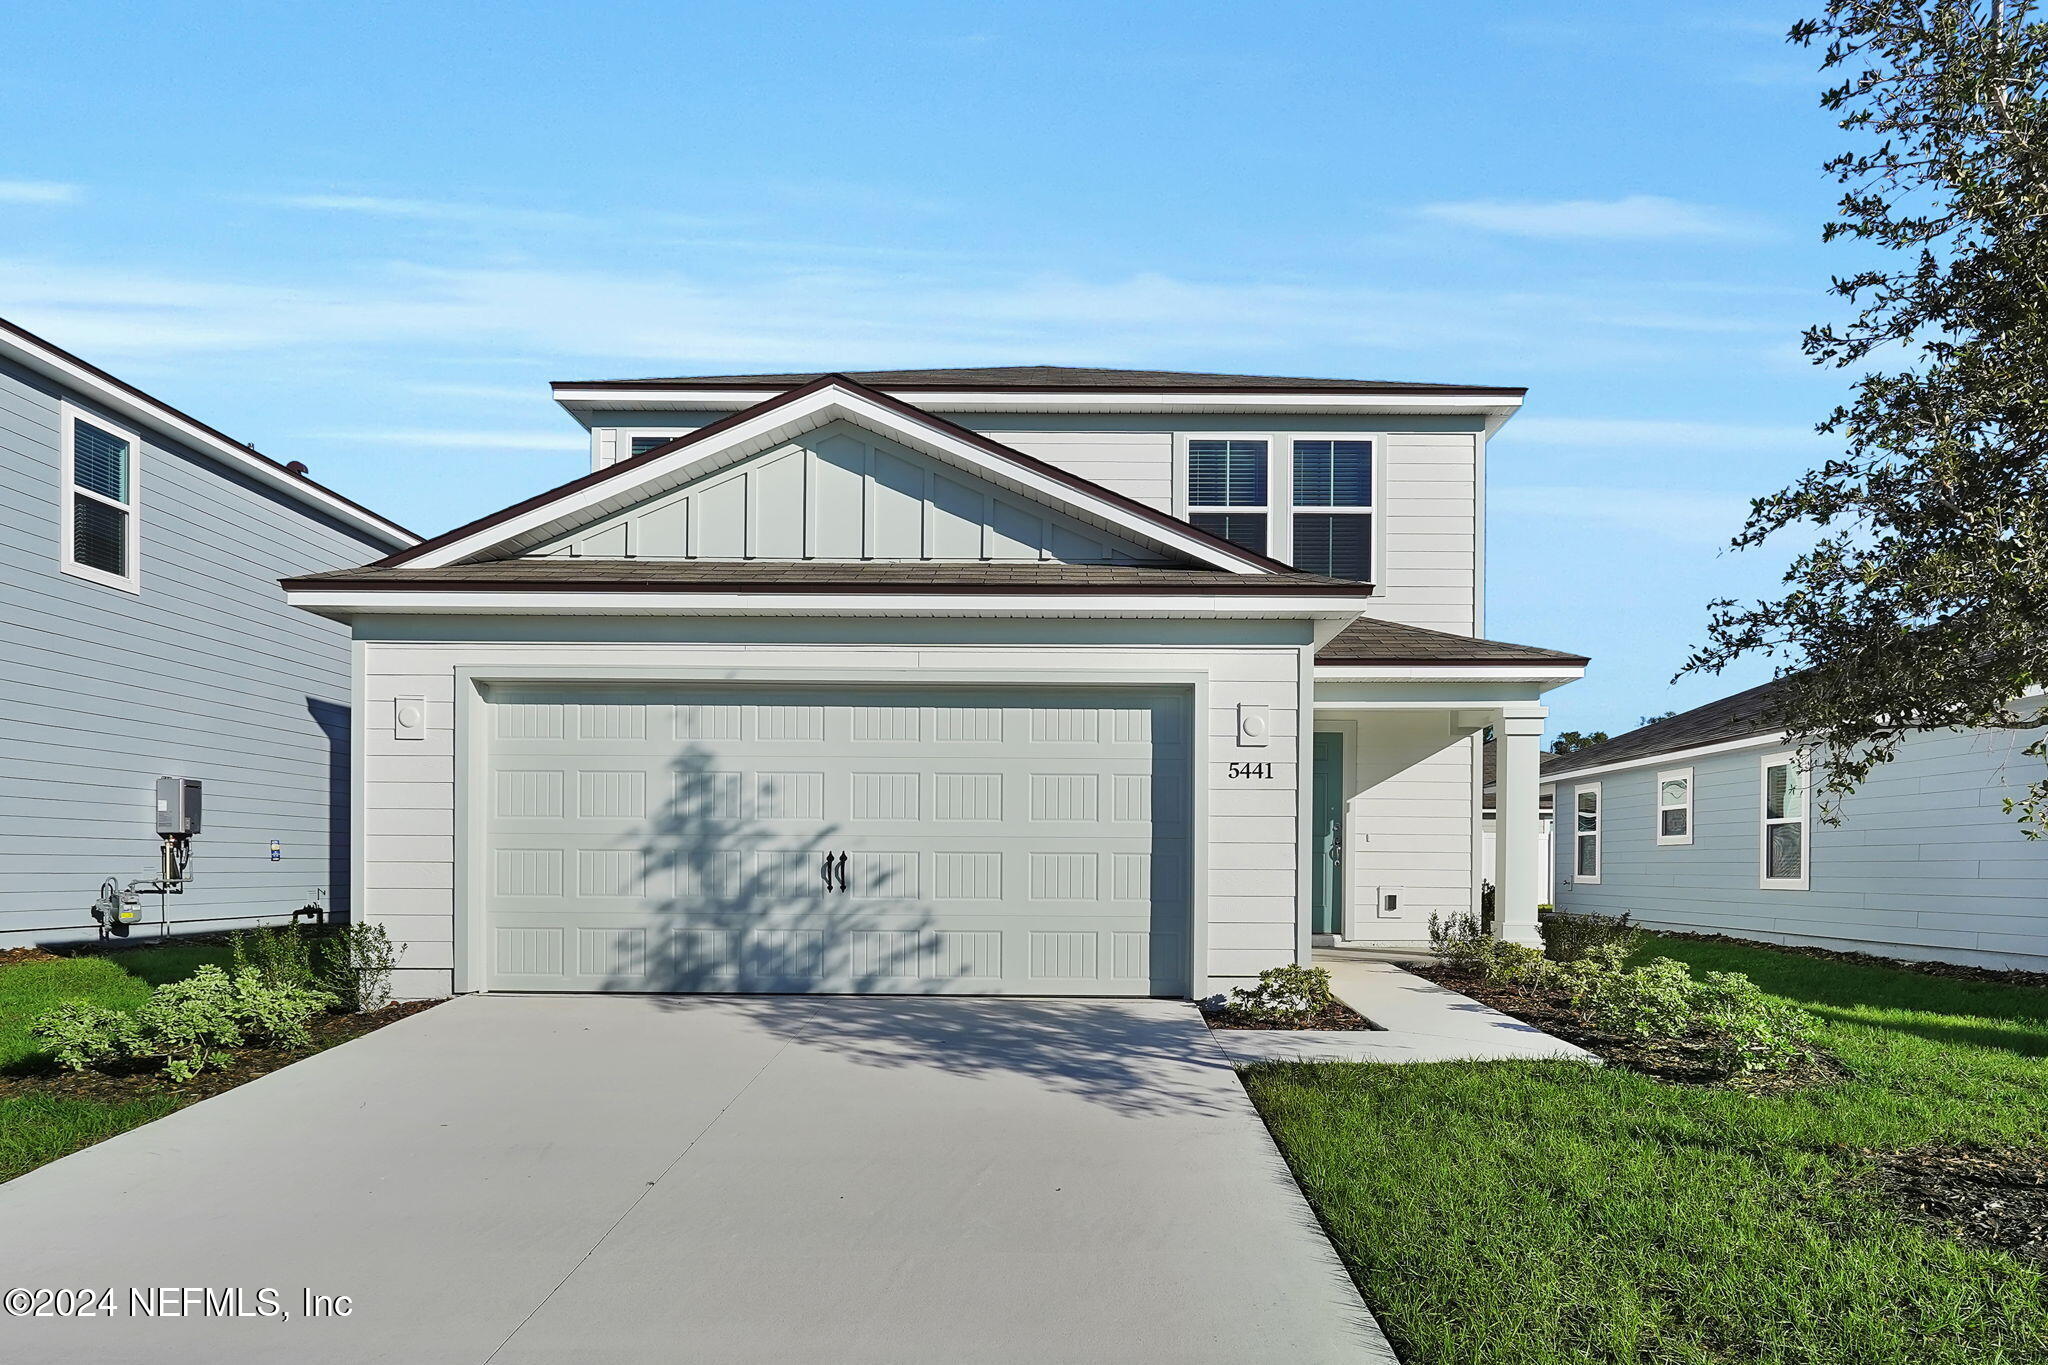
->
<box><xmin>355</xmin><ymin>617</ymin><xmax>1310</xmax><ymax>1000</ymax></box>
<box><xmin>589</xmin><ymin>412</ymin><xmax>1484</xmax><ymax>634</ymax></box>
<box><xmin>0</xmin><ymin>358</ymin><xmax>399</xmax><ymax>944</ymax></box>
<box><xmin>1548</xmin><ymin>725</ymin><xmax>2048</xmax><ymax>970</ymax></box>
<box><xmin>1327</xmin><ymin>717</ymin><xmax>1478</xmax><ymax>945</ymax></box>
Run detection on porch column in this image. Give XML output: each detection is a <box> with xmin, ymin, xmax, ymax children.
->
<box><xmin>1493</xmin><ymin>707</ymin><xmax>1547</xmax><ymax>945</ymax></box>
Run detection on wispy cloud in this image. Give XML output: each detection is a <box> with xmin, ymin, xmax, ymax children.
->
<box><xmin>303</xmin><ymin>428</ymin><xmax>581</xmax><ymax>450</ymax></box>
<box><xmin>1503</xmin><ymin>415</ymin><xmax>1820</xmax><ymax>452</ymax></box>
<box><xmin>1416</xmin><ymin>195</ymin><xmax>1763</xmax><ymax>241</ymax></box>
<box><xmin>1492</xmin><ymin>484</ymin><xmax>1753</xmax><ymax>543</ymax></box>
<box><xmin>0</xmin><ymin>179</ymin><xmax>80</xmax><ymax>205</ymax></box>
<box><xmin>261</xmin><ymin>193</ymin><xmax>590</xmax><ymax>229</ymax></box>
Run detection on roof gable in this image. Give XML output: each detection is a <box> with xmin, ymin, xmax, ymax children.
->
<box><xmin>526</xmin><ymin>418</ymin><xmax>1168</xmax><ymax>565</ymax></box>
<box><xmin>387</xmin><ymin>375</ymin><xmax>1290</xmax><ymax>572</ymax></box>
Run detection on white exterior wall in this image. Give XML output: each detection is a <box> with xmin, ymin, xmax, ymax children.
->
<box><xmin>1320</xmin><ymin>717</ymin><xmax>1479</xmax><ymax>945</ymax></box>
<box><xmin>355</xmin><ymin>618</ymin><xmax>1310</xmax><ymax>1000</ymax></box>
<box><xmin>1548</xmin><ymin>723</ymin><xmax>2048</xmax><ymax>970</ymax></box>
<box><xmin>586</xmin><ymin>413</ymin><xmax>1485</xmax><ymax>634</ymax></box>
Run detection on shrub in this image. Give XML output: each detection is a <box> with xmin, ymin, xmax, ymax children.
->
<box><xmin>1540</xmin><ymin>910</ymin><xmax>1642</xmax><ymax>965</ymax></box>
<box><xmin>232</xmin><ymin>923</ymin><xmax>319</xmax><ymax>990</ymax></box>
<box><xmin>32</xmin><ymin>966</ymin><xmax>336</xmax><ymax>1082</ymax></box>
<box><xmin>1568</xmin><ymin>955</ymin><xmax>1817</xmax><ymax>1074</ymax></box>
<box><xmin>1226</xmin><ymin>964</ymin><xmax>1337</xmax><ymax>1021</ymax></box>
<box><xmin>318</xmin><ymin>921</ymin><xmax>401</xmax><ymax>1012</ymax></box>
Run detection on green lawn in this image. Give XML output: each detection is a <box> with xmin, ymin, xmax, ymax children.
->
<box><xmin>0</xmin><ymin>942</ymin><xmax>234</xmax><ymax>1182</ymax></box>
<box><xmin>1244</xmin><ymin>935</ymin><xmax>2048</xmax><ymax>1365</ymax></box>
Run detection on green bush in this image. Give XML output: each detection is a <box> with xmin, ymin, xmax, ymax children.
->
<box><xmin>318</xmin><ymin>921</ymin><xmax>401</xmax><ymax>1012</ymax></box>
<box><xmin>32</xmin><ymin>965</ymin><xmax>336</xmax><ymax>1082</ymax></box>
<box><xmin>1569</xmin><ymin>955</ymin><xmax>1817</xmax><ymax>1074</ymax></box>
<box><xmin>1539</xmin><ymin>910</ymin><xmax>1643</xmax><ymax>965</ymax></box>
<box><xmin>230</xmin><ymin>920</ymin><xmax>402</xmax><ymax>1012</ymax></box>
<box><xmin>1226</xmin><ymin>964</ymin><xmax>1337</xmax><ymax>1021</ymax></box>
<box><xmin>232</xmin><ymin>923</ymin><xmax>318</xmax><ymax>990</ymax></box>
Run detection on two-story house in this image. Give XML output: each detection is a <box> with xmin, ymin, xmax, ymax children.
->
<box><xmin>284</xmin><ymin>367</ymin><xmax>1584</xmax><ymax>1001</ymax></box>
<box><xmin>0</xmin><ymin>317</ymin><xmax>415</xmax><ymax>946</ymax></box>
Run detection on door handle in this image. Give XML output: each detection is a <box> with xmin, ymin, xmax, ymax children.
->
<box><xmin>835</xmin><ymin>851</ymin><xmax>850</xmax><ymax>893</ymax></box>
<box><xmin>820</xmin><ymin>851</ymin><xmax>837</xmax><ymax>892</ymax></box>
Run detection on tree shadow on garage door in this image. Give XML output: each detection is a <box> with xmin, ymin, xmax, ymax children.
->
<box><xmin>625</xmin><ymin>747</ymin><xmax>1231</xmax><ymax>1117</ymax></box>
<box><xmin>623</xmin><ymin>744</ymin><xmax>936</xmax><ymax>993</ymax></box>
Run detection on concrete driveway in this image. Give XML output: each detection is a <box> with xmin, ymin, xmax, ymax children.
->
<box><xmin>0</xmin><ymin>996</ymin><xmax>1392</xmax><ymax>1363</ymax></box>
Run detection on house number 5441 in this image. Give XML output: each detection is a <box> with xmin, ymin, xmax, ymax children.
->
<box><xmin>1228</xmin><ymin>761</ymin><xmax>1275</xmax><ymax>781</ymax></box>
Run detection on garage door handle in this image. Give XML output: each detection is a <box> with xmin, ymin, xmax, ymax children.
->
<box><xmin>820</xmin><ymin>852</ymin><xmax>837</xmax><ymax>892</ymax></box>
<box><xmin>834</xmin><ymin>851</ymin><xmax>850</xmax><ymax>893</ymax></box>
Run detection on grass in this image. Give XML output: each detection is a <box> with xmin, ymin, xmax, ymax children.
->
<box><xmin>1244</xmin><ymin>934</ymin><xmax>2048</xmax><ymax>1365</ymax></box>
<box><xmin>0</xmin><ymin>941</ymin><xmax>234</xmax><ymax>1183</ymax></box>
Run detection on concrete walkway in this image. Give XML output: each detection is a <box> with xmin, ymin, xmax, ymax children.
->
<box><xmin>1211</xmin><ymin>954</ymin><xmax>1597</xmax><ymax>1065</ymax></box>
<box><xmin>0</xmin><ymin>995</ymin><xmax>1393</xmax><ymax>1364</ymax></box>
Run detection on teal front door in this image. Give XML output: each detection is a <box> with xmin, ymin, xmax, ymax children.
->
<box><xmin>1311</xmin><ymin>732</ymin><xmax>1344</xmax><ymax>936</ymax></box>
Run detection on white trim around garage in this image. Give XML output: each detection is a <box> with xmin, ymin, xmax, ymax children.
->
<box><xmin>447</xmin><ymin>663</ymin><xmax>1214</xmax><ymax>996</ymax></box>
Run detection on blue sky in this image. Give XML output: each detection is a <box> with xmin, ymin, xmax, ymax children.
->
<box><xmin>2</xmin><ymin>1</ymin><xmax>1862</xmax><ymax>737</ymax></box>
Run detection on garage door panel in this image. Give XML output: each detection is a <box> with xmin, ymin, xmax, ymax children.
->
<box><xmin>482</xmin><ymin>686</ymin><xmax>1192</xmax><ymax>995</ymax></box>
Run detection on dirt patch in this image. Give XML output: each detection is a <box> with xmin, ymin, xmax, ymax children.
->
<box><xmin>1404</xmin><ymin>962</ymin><xmax>1843</xmax><ymax>1091</ymax></box>
<box><xmin>1648</xmin><ymin>928</ymin><xmax>2048</xmax><ymax>992</ymax></box>
<box><xmin>0</xmin><ymin>947</ymin><xmax>61</xmax><ymax>967</ymax></box>
<box><xmin>0</xmin><ymin>1000</ymin><xmax>440</xmax><ymax>1105</ymax></box>
<box><xmin>1202</xmin><ymin>1000</ymin><xmax>1380</xmax><ymax>1031</ymax></box>
<box><xmin>1861</xmin><ymin>1144</ymin><xmax>2048</xmax><ymax>1264</ymax></box>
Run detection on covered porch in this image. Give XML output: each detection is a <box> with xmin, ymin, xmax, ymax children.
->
<box><xmin>1310</xmin><ymin>617</ymin><xmax>1587</xmax><ymax>949</ymax></box>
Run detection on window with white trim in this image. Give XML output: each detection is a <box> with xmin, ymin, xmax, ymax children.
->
<box><xmin>1185</xmin><ymin>438</ymin><xmax>1270</xmax><ymax>556</ymax></box>
<box><xmin>1760</xmin><ymin>753</ymin><xmax>1809</xmax><ymax>888</ymax></box>
<box><xmin>1656</xmin><ymin>768</ymin><xmax>1693</xmax><ymax>846</ymax></box>
<box><xmin>1290</xmin><ymin>438</ymin><xmax>1373</xmax><ymax>580</ymax></box>
<box><xmin>60</xmin><ymin>404</ymin><xmax>141</xmax><ymax>592</ymax></box>
<box><xmin>1182</xmin><ymin>434</ymin><xmax>1376</xmax><ymax>580</ymax></box>
<box><xmin>628</xmin><ymin>433</ymin><xmax>688</xmax><ymax>459</ymax></box>
<box><xmin>1572</xmin><ymin>783</ymin><xmax>1601</xmax><ymax>883</ymax></box>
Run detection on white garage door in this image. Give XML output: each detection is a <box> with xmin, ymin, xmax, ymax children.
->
<box><xmin>481</xmin><ymin>685</ymin><xmax>1192</xmax><ymax>995</ymax></box>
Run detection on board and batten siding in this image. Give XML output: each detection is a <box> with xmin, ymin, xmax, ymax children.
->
<box><xmin>588</xmin><ymin>412</ymin><xmax>1484</xmax><ymax>634</ymax></box>
<box><xmin>1319</xmin><ymin>714</ymin><xmax>1478</xmax><ymax>944</ymax></box>
<box><xmin>354</xmin><ymin>619</ymin><xmax>1310</xmax><ymax>1000</ymax></box>
<box><xmin>1548</xmin><ymin>723</ymin><xmax>2048</xmax><ymax>970</ymax></box>
<box><xmin>0</xmin><ymin>356</ymin><xmax>397</xmax><ymax>944</ymax></box>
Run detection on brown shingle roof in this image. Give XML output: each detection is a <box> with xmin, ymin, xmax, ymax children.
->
<box><xmin>283</xmin><ymin>559</ymin><xmax>1373</xmax><ymax>595</ymax></box>
<box><xmin>554</xmin><ymin>365</ymin><xmax>1524</xmax><ymax>395</ymax></box>
<box><xmin>1315</xmin><ymin>616</ymin><xmax>1589</xmax><ymax>667</ymax></box>
<box><xmin>1539</xmin><ymin>675</ymin><xmax>1794</xmax><ymax>779</ymax></box>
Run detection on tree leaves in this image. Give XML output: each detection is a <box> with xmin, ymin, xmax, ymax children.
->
<box><xmin>1692</xmin><ymin>0</ymin><xmax>2048</xmax><ymax>830</ymax></box>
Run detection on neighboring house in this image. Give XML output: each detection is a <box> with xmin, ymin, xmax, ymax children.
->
<box><xmin>0</xmin><ymin>318</ymin><xmax>416</xmax><ymax>946</ymax></box>
<box><xmin>1544</xmin><ymin>676</ymin><xmax>2048</xmax><ymax>971</ymax></box>
<box><xmin>286</xmin><ymin>367</ymin><xmax>1586</xmax><ymax>1001</ymax></box>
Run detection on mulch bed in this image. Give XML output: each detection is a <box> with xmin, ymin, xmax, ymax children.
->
<box><xmin>0</xmin><ymin>947</ymin><xmax>60</xmax><ymax>967</ymax></box>
<box><xmin>1202</xmin><ymin>1000</ymin><xmax>1381</xmax><ymax>1031</ymax></box>
<box><xmin>1648</xmin><ymin>928</ymin><xmax>2048</xmax><ymax>992</ymax></box>
<box><xmin>1404</xmin><ymin>962</ymin><xmax>1844</xmax><ymax>1091</ymax></box>
<box><xmin>1859</xmin><ymin>1144</ymin><xmax>2048</xmax><ymax>1265</ymax></box>
<box><xmin>0</xmin><ymin>1000</ymin><xmax>440</xmax><ymax>1105</ymax></box>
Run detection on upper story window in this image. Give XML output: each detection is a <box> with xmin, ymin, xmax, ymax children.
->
<box><xmin>1185</xmin><ymin>439</ymin><xmax>1270</xmax><ymax>556</ymax></box>
<box><xmin>1291</xmin><ymin>439</ymin><xmax>1373</xmax><ymax>580</ymax></box>
<box><xmin>1760</xmin><ymin>753</ymin><xmax>1809</xmax><ymax>889</ymax></box>
<box><xmin>1656</xmin><ymin>768</ymin><xmax>1693</xmax><ymax>846</ymax></box>
<box><xmin>60</xmin><ymin>403</ymin><xmax>141</xmax><ymax>592</ymax></box>
<box><xmin>1181</xmin><ymin>435</ymin><xmax>1375</xmax><ymax>580</ymax></box>
<box><xmin>629</xmin><ymin>433</ymin><xmax>683</xmax><ymax>459</ymax></box>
